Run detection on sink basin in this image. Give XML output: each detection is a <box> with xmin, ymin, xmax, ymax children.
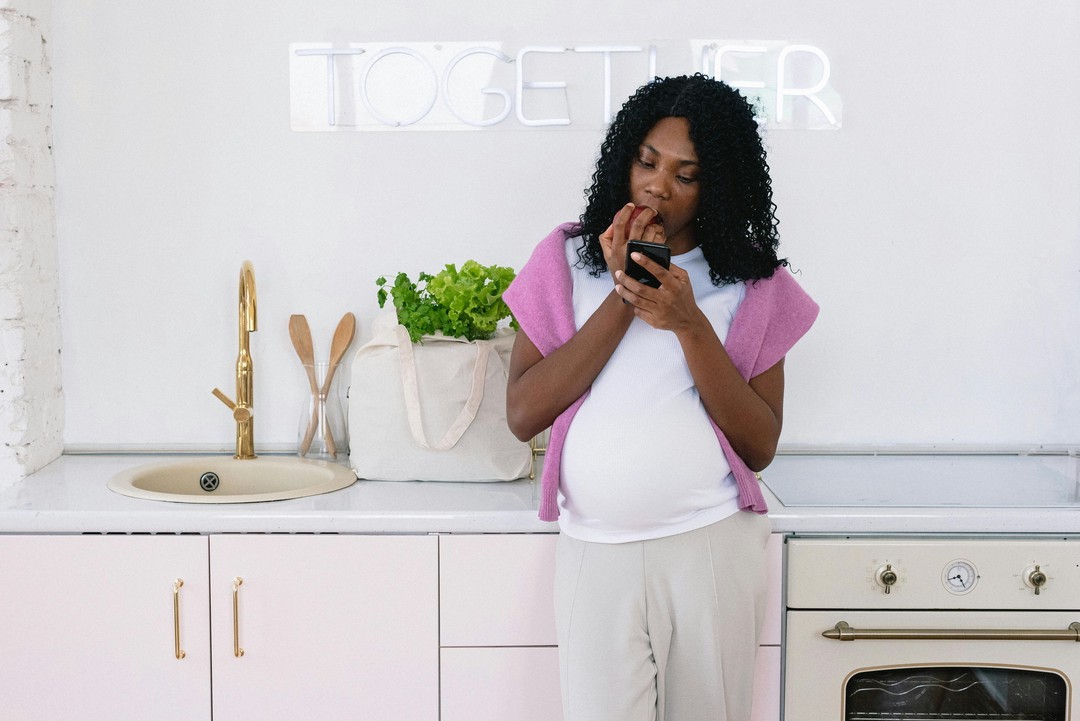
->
<box><xmin>107</xmin><ymin>456</ymin><xmax>358</xmax><ymax>503</ymax></box>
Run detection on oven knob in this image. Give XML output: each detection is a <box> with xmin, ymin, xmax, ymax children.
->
<box><xmin>1025</xmin><ymin>564</ymin><xmax>1048</xmax><ymax>595</ymax></box>
<box><xmin>875</xmin><ymin>563</ymin><xmax>898</xmax><ymax>594</ymax></box>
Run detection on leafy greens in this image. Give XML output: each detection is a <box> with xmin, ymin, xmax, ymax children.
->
<box><xmin>376</xmin><ymin>260</ymin><xmax>518</xmax><ymax>343</ymax></box>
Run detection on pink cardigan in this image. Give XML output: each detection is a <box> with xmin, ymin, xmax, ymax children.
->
<box><xmin>503</xmin><ymin>223</ymin><xmax>819</xmax><ymax>522</ymax></box>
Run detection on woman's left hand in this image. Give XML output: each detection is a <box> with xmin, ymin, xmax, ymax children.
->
<box><xmin>614</xmin><ymin>252</ymin><xmax>704</xmax><ymax>333</ymax></box>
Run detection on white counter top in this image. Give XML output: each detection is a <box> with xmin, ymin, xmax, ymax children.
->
<box><xmin>765</xmin><ymin>453</ymin><xmax>1080</xmax><ymax>535</ymax></box>
<box><xmin>1</xmin><ymin>453</ymin><xmax>1077</xmax><ymax>535</ymax></box>
<box><xmin>0</xmin><ymin>455</ymin><xmax>549</xmax><ymax>534</ymax></box>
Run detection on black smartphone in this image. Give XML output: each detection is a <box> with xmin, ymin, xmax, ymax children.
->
<box><xmin>625</xmin><ymin>240</ymin><xmax>671</xmax><ymax>289</ymax></box>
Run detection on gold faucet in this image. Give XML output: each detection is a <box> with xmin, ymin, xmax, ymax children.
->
<box><xmin>212</xmin><ymin>261</ymin><xmax>258</xmax><ymax>459</ymax></box>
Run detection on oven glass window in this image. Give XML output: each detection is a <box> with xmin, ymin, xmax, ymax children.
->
<box><xmin>845</xmin><ymin>665</ymin><xmax>1067</xmax><ymax>721</ymax></box>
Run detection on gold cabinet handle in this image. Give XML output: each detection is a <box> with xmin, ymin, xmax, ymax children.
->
<box><xmin>173</xmin><ymin>579</ymin><xmax>186</xmax><ymax>660</ymax></box>
<box><xmin>529</xmin><ymin>434</ymin><xmax>547</xmax><ymax>481</ymax></box>
<box><xmin>823</xmin><ymin>620</ymin><xmax>1080</xmax><ymax>642</ymax></box>
<box><xmin>232</xmin><ymin>577</ymin><xmax>245</xmax><ymax>657</ymax></box>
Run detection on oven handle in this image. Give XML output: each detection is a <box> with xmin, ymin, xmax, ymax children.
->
<box><xmin>823</xmin><ymin>620</ymin><xmax>1080</xmax><ymax>642</ymax></box>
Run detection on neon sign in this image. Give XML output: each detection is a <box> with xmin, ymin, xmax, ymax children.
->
<box><xmin>289</xmin><ymin>40</ymin><xmax>841</xmax><ymax>131</ymax></box>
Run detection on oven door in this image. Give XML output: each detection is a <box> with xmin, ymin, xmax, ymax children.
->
<box><xmin>785</xmin><ymin>610</ymin><xmax>1080</xmax><ymax>720</ymax></box>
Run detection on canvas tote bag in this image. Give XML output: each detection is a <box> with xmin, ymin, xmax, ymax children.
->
<box><xmin>348</xmin><ymin>310</ymin><xmax>531</xmax><ymax>481</ymax></box>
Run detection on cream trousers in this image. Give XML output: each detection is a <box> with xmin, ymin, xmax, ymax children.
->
<box><xmin>554</xmin><ymin>510</ymin><xmax>771</xmax><ymax>721</ymax></box>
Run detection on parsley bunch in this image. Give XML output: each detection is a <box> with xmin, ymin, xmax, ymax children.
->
<box><xmin>376</xmin><ymin>261</ymin><xmax>518</xmax><ymax>343</ymax></box>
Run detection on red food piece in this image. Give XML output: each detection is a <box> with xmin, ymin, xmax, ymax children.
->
<box><xmin>628</xmin><ymin>205</ymin><xmax>661</xmax><ymax>226</ymax></box>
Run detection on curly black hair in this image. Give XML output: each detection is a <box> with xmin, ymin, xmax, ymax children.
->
<box><xmin>577</xmin><ymin>74</ymin><xmax>785</xmax><ymax>285</ymax></box>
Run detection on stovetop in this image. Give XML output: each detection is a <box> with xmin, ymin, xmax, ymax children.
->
<box><xmin>762</xmin><ymin>454</ymin><xmax>1080</xmax><ymax>508</ymax></box>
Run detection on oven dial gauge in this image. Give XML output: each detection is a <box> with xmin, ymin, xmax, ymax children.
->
<box><xmin>942</xmin><ymin>559</ymin><xmax>978</xmax><ymax>594</ymax></box>
<box><xmin>874</xmin><ymin>563</ymin><xmax>899</xmax><ymax>594</ymax></box>
<box><xmin>1023</xmin><ymin>564</ymin><xmax>1048</xmax><ymax>595</ymax></box>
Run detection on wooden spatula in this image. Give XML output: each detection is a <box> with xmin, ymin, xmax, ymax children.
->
<box><xmin>320</xmin><ymin>313</ymin><xmax>356</xmax><ymax>457</ymax></box>
<box><xmin>289</xmin><ymin>314</ymin><xmax>320</xmax><ymax>456</ymax></box>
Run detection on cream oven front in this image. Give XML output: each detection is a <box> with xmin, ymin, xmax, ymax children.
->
<box><xmin>784</xmin><ymin>537</ymin><xmax>1080</xmax><ymax>720</ymax></box>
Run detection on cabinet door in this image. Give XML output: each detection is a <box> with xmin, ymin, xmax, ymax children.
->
<box><xmin>210</xmin><ymin>535</ymin><xmax>438</xmax><ymax>721</ymax></box>
<box><xmin>751</xmin><ymin>646</ymin><xmax>781</xmax><ymax>721</ymax></box>
<box><xmin>440</xmin><ymin>535</ymin><xmax>562</xmax><ymax>721</ymax></box>
<box><xmin>440</xmin><ymin>533</ymin><xmax>558</xmax><ymax>646</ymax></box>
<box><xmin>442</xmin><ymin>647</ymin><xmax>563</xmax><ymax>721</ymax></box>
<box><xmin>0</xmin><ymin>535</ymin><xmax>211</xmax><ymax>721</ymax></box>
<box><xmin>761</xmin><ymin>533</ymin><xmax>783</xmax><ymax>645</ymax></box>
<box><xmin>750</xmin><ymin>534</ymin><xmax>784</xmax><ymax>720</ymax></box>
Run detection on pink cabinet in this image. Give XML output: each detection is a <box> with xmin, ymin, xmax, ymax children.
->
<box><xmin>752</xmin><ymin>533</ymin><xmax>784</xmax><ymax>721</ymax></box>
<box><xmin>0</xmin><ymin>535</ymin><xmax>211</xmax><ymax>721</ymax></box>
<box><xmin>440</xmin><ymin>533</ymin><xmax>558</xmax><ymax>646</ymax></box>
<box><xmin>0</xmin><ymin>530</ymin><xmax>781</xmax><ymax>721</ymax></box>
<box><xmin>0</xmin><ymin>534</ymin><xmax>438</xmax><ymax>721</ymax></box>
<box><xmin>440</xmin><ymin>534</ymin><xmax>563</xmax><ymax>721</ymax></box>
<box><xmin>439</xmin><ymin>532</ymin><xmax>784</xmax><ymax>721</ymax></box>
<box><xmin>762</xmin><ymin>532</ymin><xmax>784</xmax><ymax>645</ymax></box>
<box><xmin>752</xmin><ymin>646</ymin><xmax>782</xmax><ymax>721</ymax></box>
<box><xmin>210</xmin><ymin>534</ymin><xmax>439</xmax><ymax>721</ymax></box>
<box><xmin>441</xmin><ymin>647</ymin><xmax>562</xmax><ymax>721</ymax></box>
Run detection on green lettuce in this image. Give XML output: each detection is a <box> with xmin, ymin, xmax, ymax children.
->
<box><xmin>376</xmin><ymin>260</ymin><xmax>518</xmax><ymax>343</ymax></box>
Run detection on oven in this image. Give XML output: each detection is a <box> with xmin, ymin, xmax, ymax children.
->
<box><xmin>784</xmin><ymin>536</ymin><xmax>1080</xmax><ymax>720</ymax></box>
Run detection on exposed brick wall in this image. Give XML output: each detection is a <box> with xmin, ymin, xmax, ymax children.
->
<box><xmin>0</xmin><ymin>0</ymin><xmax>61</xmax><ymax>488</ymax></box>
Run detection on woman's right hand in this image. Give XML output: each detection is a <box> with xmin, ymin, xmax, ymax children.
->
<box><xmin>599</xmin><ymin>204</ymin><xmax>665</xmax><ymax>284</ymax></box>
<box><xmin>508</xmin><ymin>211</ymin><xmax>664</xmax><ymax>440</ymax></box>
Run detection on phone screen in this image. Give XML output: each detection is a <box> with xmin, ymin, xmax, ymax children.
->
<box><xmin>625</xmin><ymin>240</ymin><xmax>671</xmax><ymax>289</ymax></box>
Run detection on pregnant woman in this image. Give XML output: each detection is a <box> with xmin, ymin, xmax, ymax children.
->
<box><xmin>503</xmin><ymin>73</ymin><xmax>819</xmax><ymax>721</ymax></box>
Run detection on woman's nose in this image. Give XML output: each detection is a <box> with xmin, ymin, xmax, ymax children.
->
<box><xmin>644</xmin><ymin>174</ymin><xmax>670</xmax><ymax>200</ymax></box>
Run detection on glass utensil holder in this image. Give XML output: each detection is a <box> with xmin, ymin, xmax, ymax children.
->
<box><xmin>298</xmin><ymin>361</ymin><xmax>347</xmax><ymax>460</ymax></box>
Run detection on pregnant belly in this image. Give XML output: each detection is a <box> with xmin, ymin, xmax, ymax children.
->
<box><xmin>559</xmin><ymin>396</ymin><xmax>735</xmax><ymax>531</ymax></box>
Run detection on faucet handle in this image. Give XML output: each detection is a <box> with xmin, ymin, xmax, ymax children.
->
<box><xmin>212</xmin><ymin>388</ymin><xmax>252</xmax><ymax>422</ymax></box>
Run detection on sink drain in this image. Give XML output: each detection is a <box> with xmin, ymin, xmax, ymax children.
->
<box><xmin>199</xmin><ymin>472</ymin><xmax>220</xmax><ymax>492</ymax></box>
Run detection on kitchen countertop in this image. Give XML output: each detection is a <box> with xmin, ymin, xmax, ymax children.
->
<box><xmin>0</xmin><ymin>453</ymin><xmax>1077</xmax><ymax>535</ymax></box>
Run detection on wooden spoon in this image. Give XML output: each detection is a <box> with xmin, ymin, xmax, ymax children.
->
<box><xmin>289</xmin><ymin>314</ymin><xmax>320</xmax><ymax>456</ymax></box>
<box><xmin>320</xmin><ymin>312</ymin><xmax>357</xmax><ymax>457</ymax></box>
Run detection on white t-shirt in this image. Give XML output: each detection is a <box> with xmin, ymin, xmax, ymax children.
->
<box><xmin>558</xmin><ymin>237</ymin><xmax>746</xmax><ymax>543</ymax></box>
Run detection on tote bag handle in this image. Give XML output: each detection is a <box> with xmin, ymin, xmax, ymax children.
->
<box><xmin>395</xmin><ymin>325</ymin><xmax>491</xmax><ymax>451</ymax></box>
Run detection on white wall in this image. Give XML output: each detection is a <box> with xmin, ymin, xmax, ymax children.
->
<box><xmin>0</xmin><ymin>0</ymin><xmax>62</xmax><ymax>484</ymax></box>
<box><xmin>52</xmin><ymin>1</ymin><xmax>1080</xmax><ymax>453</ymax></box>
